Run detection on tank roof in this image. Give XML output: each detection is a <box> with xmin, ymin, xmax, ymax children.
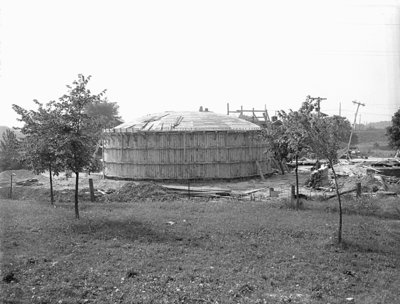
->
<box><xmin>108</xmin><ymin>111</ymin><xmax>261</xmax><ymax>132</ymax></box>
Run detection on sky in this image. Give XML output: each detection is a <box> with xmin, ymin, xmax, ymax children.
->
<box><xmin>1</xmin><ymin>0</ymin><xmax>399</xmax><ymax>127</ymax></box>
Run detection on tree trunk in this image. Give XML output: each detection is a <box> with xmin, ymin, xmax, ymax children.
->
<box><xmin>74</xmin><ymin>171</ymin><xmax>80</xmax><ymax>219</ymax></box>
<box><xmin>330</xmin><ymin>160</ymin><xmax>342</xmax><ymax>244</ymax></box>
<box><xmin>49</xmin><ymin>163</ymin><xmax>54</xmax><ymax>205</ymax></box>
<box><xmin>295</xmin><ymin>155</ymin><xmax>300</xmax><ymax>210</ymax></box>
<box><xmin>278</xmin><ymin>160</ymin><xmax>285</xmax><ymax>175</ymax></box>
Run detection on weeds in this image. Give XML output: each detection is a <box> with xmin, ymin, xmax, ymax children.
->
<box><xmin>1</xmin><ymin>198</ymin><xmax>399</xmax><ymax>303</ymax></box>
<box><xmin>280</xmin><ymin>197</ymin><xmax>307</xmax><ymax>210</ymax></box>
<box><xmin>311</xmin><ymin>194</ymin><xmax>400</xmax><ymax>220</ymax></box>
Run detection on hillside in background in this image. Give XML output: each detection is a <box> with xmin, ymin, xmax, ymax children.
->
<box><xmin>355</xmin><ymin>129</ymin><xmax>388</xmax><ymax>144</ymax></box>
<box><xmin>365</xmin><ymin>121</ymin><xmax>391</xmax><ymax>130</ymax></box>
<box><xmin>0</xmin><ymin>126</ymin><xmax>22</xmax><ymax>139</ymax></box>
<box><xmin>0</xmin><ymin>126</ymin><xmax>9</xmax><ymax>136</ymax></box>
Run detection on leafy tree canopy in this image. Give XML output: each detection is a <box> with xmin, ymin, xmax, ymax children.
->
<box><xmin>0</xmin><ymin>129</ymin><xmax>23</xmax><ymax>171</ymax></box>
<box><xmin>85</xmin><ymin>98</ymin><xmax>122</xmax><ymax>130</ymax></box>
<box><xmin>54</xmin><ymin>74</ymin><xmax>105</xmax><ymax>174</ymax></box>
<box><xmin>386</xmin><ymin>109</ymin><xmax>400</xmax><ymax>149</ymax></box>
<box><xmin>308</xmin><ymin>115</ymin><xmax>351</xmax><ymax>162</ymax></box>
<box><xmin>12</xmin><ymin>74</ymin><xmax>108</xmax><ymax>215</ymax></box>
<box><xmin>13</xmin><ymin>100</ymin><xmax>64</xmax><ymax>176</ymax></box>
<box><xmin>277</xmin><ymin>96</ymin><xmax>316</xmax><ymax>158</ymax></box>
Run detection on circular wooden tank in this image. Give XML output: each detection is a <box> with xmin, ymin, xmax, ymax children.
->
<box><xmin>103</xmin><ymin>111</ymin><xmax>268</xmax><ymax>180</ymax></box>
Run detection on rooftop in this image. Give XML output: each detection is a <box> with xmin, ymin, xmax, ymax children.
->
<box><xmin>108</xmin><ymin>111</ymin><xmax>261</xmax><ymax>132</ymax></box>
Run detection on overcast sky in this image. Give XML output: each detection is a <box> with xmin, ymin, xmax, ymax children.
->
<box><xmin>1</xmin><ymin>0</ymin><xmax>399</xmax><ymax>127</ymax></box>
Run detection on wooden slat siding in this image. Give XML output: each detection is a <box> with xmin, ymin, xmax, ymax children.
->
<box><xmin>102</xmin><ymin>146</ymin><xmax>270</xmax><ymax>152</ymax></box>
<box><xmin>105</xmin><ymin>146</ymin><xmax>268</xmax><ymax>164</ymax></box>
<box><xmin>104</xmin><ymin>162</ymin><xmax>266</xmax><ymax>179</ymax></box>
<box><xmin>103</xmin><ymin>130</ymin><xmax>268</xmax><ymax>180</ymax></box>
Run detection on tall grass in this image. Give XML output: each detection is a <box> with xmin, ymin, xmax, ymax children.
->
<box><xmin>306</xmin><ymin>195</ymin><xmax>400</xmax><ymax>220</ymax></box>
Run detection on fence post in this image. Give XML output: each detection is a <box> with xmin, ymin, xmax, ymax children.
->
<box><xmin>291</xmin><ymin>185</ymin><xmax>295</xmax><ymax>206</ymax></box>
<box><xmin>356</xmin><ymin>182</ymin><xmax>362</xmax><ymax>198</ymax></box>
<box><xmin>89</xmin><ymin>178</ymin><xmax>95</xmax><ymax>202</ymax></box>
<box><xmin>9</xmin><ymin>173</ymin><xmax>13</xmax><ymax>199</ymax></box>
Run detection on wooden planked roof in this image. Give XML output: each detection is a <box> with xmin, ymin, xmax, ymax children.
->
<box><xmin>108</xmin><ymin>111</ymin><xmax>261</xmax><ymax>132</ymax></box>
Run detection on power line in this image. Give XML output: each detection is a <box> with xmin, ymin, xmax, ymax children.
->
<box><xmin>318</xmin><ymin>50</ymin><xmax>400</xmax><ymax>57</ymax></box>
<box><xmin>343</xmin><ymin>23</ymin><xmax>400</xmax><ymax>26</ymax></box>
<box><xmin>325</xmin><ymin>109</ymin><xmax>393</xmax><ymax>116</ymax></box>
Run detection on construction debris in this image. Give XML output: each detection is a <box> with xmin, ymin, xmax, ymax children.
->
<box><xmin>2</xmin><ymin>156</ymin><xmax>399</xmax><ymax>203</ymax></box>
<box><xmin>15</xmin><ymin>179</ymin><xmax>42</xmax><ymax>186</ymax></box>
<box><xmin>162</xmin><ymin>185</ymin><xmax>232</xmax><ymax>198</ymax></box>
<box><xmin>300</xmin><ymin>157</ymin><xmax>400</xmax><ymax>199</ymax></box>
<box><xmin>307</xmin><ymin>165</ymin><xmax>330</xmax><ymax>188</ymax></box>
<box><xmin>369</xmin><ymin>159</ymin><xmax>400</xmax><ymax>177</ymax></box>
<box><xmin>325</xmin><ymin>188</ymin><xmax>357</xmax><ymax>200</ymax></box>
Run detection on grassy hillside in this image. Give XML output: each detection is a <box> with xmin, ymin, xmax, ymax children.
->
<box><xmin>365</xmin><ymin>121</ymin><xmax>391</xmax><ymax>130</ymax></box>
<box><xmin>354</xmin><ymin>129</ymin><xmax>397</xmax><ymax>157</ymax></box>
<box><xmin>355</xmin><ymin>129</ymin><xmax>388</xmax><ymax>145</ymax></box>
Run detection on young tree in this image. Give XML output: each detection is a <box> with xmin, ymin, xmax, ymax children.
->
<box><xmin>0</xmin><ymin>129</ymin><xmax>23</xmax><ymax>171</ymax></box>
<box><xmin>54</xmin><ymin>75</ymin><xmax>106</xmax><ymax>219</ymax></box>
<box><xmin>386</xmin><ymin>108</ymin><xmax>400</xmax><ymax>151</ymax></box>
<box><xmin>308</xmin><ymin>115</ymin><xmax>351</xmax><ymax>243</ymax></box>
<box><xmin>278</xmin><ymin>99</ymin><xmax>315</xmax><ymax>209</ymax></box>
<box><xmin>13</xmin><ymin>101</ymin><xmax>64</xmax><ymax>204</ymax></box>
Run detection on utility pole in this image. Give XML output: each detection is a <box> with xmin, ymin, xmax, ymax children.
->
<box><xmin>347</xmin><ymin>100</ymin><xmax>365</xmax><ymax>158</ymax></box>
<box><xmin>309</xmin><ymin>96</ymin><xmax>327</xmax><ymax>116</ymax></box>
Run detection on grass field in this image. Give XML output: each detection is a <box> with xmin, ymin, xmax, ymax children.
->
<box><xmin>354</xmin><ymin>128</ymin><xmax>397</xmax><ymax>158</ymax></box>
<box><xmin>357</xmin><ymin>142</ymin><xmax>396</xmax><ymax>158</ymax></box>
<box><xmin>1</xmin><ymin>197</ymin><xmax>400</xmax><ymax>304</ymax></box>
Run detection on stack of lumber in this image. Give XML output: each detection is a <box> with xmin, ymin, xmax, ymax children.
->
<box><xmin>161</xmin><ymin>185</ymin><xmax>265</xmax><ymax>198</ymax></box>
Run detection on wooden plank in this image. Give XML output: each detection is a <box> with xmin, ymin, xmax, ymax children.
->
<box><xmin>256</xmin><ymin>161</ymin><xmax>265</xmax><ymax>180</ymax></box>
<box><xmin>243</xmin><ymin>188</ymin><xmax>265</xmax><ymax>195</ymax></box>
<box><xmin>326</xmin><ymin>188</ymin><xmax>357</xmax><ymax>200</ymax></box>
<box><xmin>162</xmin><ymin>184</ymin><xmax>231</xmax><ymax>193</ymax></box>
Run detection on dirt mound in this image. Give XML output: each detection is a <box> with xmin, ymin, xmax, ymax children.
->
<box><xmin>108</xmin><ymin>182</ymin><xmax>183</xmax><ymax>202</ymax></box>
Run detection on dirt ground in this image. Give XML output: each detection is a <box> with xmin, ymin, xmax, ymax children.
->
<box><xmin>0</xmin><ymin>164</ymin><xmax>398</xmax><ymax>203</ymax></box>
<box><xmin>0</xmin><ymin>169</ymin><xmax>310</xmax><ymax>203</ymax></box>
